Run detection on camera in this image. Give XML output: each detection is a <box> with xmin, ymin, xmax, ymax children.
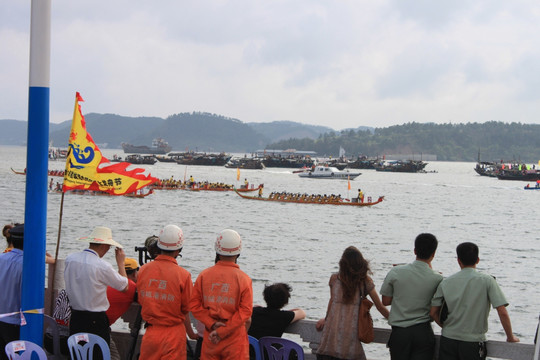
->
<box><xmin>134</xmin><ymin>235</ymin><xmax>160</xmax><ymax>265</ymax></box>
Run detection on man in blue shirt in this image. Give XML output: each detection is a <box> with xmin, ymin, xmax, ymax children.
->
<box><xmin>0</xmin><ymin>224</ymin><xmax>24</xmax><ymax>360</ymax></box>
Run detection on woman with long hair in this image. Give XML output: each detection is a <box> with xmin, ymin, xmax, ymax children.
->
<box><xmin>316</xmin><ymin>246</ymin><xmax>389</xmax><ymax>360</ymax></box>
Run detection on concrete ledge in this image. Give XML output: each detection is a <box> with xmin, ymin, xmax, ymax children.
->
<box><xmin>108</xmin><ymin>306</ymin><xmax>537</xmax><ymax>360</ymax></box>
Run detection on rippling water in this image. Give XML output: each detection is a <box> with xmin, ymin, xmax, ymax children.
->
<box><xmin>1</xmin><ymin>146</ymin><xmax>539</xmax><ymax>353</ymax></box>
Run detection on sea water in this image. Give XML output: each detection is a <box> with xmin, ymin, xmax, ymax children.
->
<box><xmin>1</xmin><ymin>146</ymin><xmax>539</xmax><ymax>357</ymax></box>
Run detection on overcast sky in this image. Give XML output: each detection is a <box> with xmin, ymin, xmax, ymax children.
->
<box><xmin>2</xmin><ymin>1</ymin><xmax>540</xmax><ymax>129</ymax></box>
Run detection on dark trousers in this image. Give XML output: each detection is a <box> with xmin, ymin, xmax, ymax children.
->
<box><xmin>439</xmin><ymin>336</ymin><xmax>487</xmax><ymax>360</ymax></box>
<box><xmin>0</xmin><ymin>321</ymin><xmax>20</xmax><ymax>360</ymax></box>
<box><xmin>70</xmin><ymin>310</ymin><xmax>110</xmax><ymax>360</ymax></box>
<box><xmin>388</xmin><ymin>322</ymin><xmax>436</xmax><ymax>360</ymax></box>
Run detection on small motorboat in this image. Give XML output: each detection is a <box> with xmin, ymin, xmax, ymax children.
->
<box><xmin>298</xmin><ymin>166</ymin><xmax>361</xmax><ymax>180</ymax></box>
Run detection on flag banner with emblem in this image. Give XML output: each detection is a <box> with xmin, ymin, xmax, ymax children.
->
<box><xmin>62</xmin><ymin>92</ymin><xmax>159</xmax><ymax>195</ymax></box>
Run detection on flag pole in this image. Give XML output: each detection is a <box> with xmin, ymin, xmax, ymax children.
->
<box><xmin>21</xmin><ymin>0</ymin><xmax>51</xmax><ymax>344</ymax></box>
<box><xmin>47</xmin><ymin>191</ymin><xmax>65</xmax><ymax>315</ymax></box>
<box><xmin>48</xmin><ymin>147</ymin><xmax>71</xmax><ymax>315</ymax></box>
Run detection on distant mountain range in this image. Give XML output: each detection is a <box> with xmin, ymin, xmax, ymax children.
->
<box><xmin>4</xmin><ymin>113</ymin><xmax>538</xmax><ymax>161</ymax></box>
<box><xmin>0</xmin><ymin>112</ymin><xmax>347</xmax><ymax>153</ymax></box>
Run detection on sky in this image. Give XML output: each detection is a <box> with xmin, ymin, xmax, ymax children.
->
<box><xmin>1</xmin><ymin>1</ymin><xmax>540</xmax><ymax>130</ymax></box>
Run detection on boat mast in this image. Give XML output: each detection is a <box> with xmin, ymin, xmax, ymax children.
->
<box><xmin>20</xmin><ymin>0</ymin><xmax>51</xmax><ymax>344</ymax></box>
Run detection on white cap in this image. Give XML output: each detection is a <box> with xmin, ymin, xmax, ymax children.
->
<box><xmin>215</xmin><ymin>229</ymin><xmax>242</xmax><ymax>256</ymax></box>
<box><xmin>79</xmin><ymin>226</ymin><xmax>123</xmax><ymax>249</ymax></box>
<box><xmin>157</xmin><ymin>224</ymin><xmax>184</xmax><ymax>251</ymax></box>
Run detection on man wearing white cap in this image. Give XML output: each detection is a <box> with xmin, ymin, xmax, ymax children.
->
<box><xmin>64</xmin><ymin>226</ymin><xmax>128</xmax><ymax>348</ymax></box>
<box><xmin>137</xmin><ymin>224</ymin><xmax>194</xmax><ymax>360</ymax></box>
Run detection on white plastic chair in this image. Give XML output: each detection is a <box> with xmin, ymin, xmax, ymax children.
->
<box><xmin>67</xmin><ymin>333</ymin><xmax>110</xmax><ymax>360</ymax></box>
<box><xmin>5</xmin><ymin>340</ymin><xmax>47</xmax><ymax>360</ymax></box>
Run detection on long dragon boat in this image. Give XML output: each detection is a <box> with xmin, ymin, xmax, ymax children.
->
<box><xmin>12</xmin><ymin>168</ymin><xmax>65</xmax><ymax>177</ymax></box>
<box><xmin>152</xmin><ymin>183</ymin><xmax>263</xmax><ymax>192</ymax></box>
<box><xmin>234</xmin><ymin>189</ymin><xmax>384</xmax><ymax>207</ymax></box>
<box><xmin>49</xmin><ymin>188</ymin><xmax>154</xmax><ymax>198</ymax></box>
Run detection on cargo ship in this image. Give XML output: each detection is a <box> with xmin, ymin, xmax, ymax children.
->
<box><xmin>121</xmin><ymin>138</ymin><xmax>172</xmax><ymax>154</ymax></box>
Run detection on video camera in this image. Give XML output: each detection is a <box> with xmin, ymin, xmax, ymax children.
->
<box><xmin>134</xmin><ymin>235</ymin><xmax>160</xmax><ymax>265</ymax></box>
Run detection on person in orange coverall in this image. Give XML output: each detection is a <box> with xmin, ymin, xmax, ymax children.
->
<box><xmin>190</xmin><ymin>229</ymin><xmax>253</xmax><ymax>360</ymax></box>
<box><xmin>137</xmin><ymin>224</ymin><xmax>194</xmax><ymax>360</ymax></box>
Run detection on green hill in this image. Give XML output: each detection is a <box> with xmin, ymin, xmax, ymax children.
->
<box><xmin>268</xmin><ymin>121</ymin><xmax>540</xmax><ymax>162</ymax></box>
<box><xmin>2</xmin><ymin>115</ymin><xmax>540</xmax><ymax>162</ymax></box>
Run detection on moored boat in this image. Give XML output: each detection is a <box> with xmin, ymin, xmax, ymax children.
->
<box><xmin>262</xmin><ymin>155</ymin><xmax>315</xmax><ymax>168</ymax></box>
<box><xmin>298</xmin><ymin>166</ymin><xmax>361</xmax><ymax>180</ymax></box>
<box><xmin>125</xmin><ymin>155</ymin><xmax>157</xmax><ymax>165</ymax></box>
<box><xmin>374</xmin><ymin>160</ymin><xmax>428</xmax><ymax>173</ymax></box>
<box><xmin>234</xmin><ymin>189</ymin><xmax>383</xmax><ymax>207</ymax></box>
<box><xmin>346</xmin><ymin>156</ymin><xmax>379</xmax><ymax>169</ymax></box>
<box><xmin>174</xmin><ymin>152</ymin><xmax>232</xmax><ymax>166</ymax></box>
<box><xmin>225</xmin><ymin>157</ymin><xmax>265</xmax><ymax>170</ymax></box>
<box><xmin>497</xmin><ymin>169</ymin><xmax>540</xmax><ymax>181</ymax></box>
<box><xmin>154</xmin><ymin>155</ymin><xmax>178</xmax><ymax>163</ymax></box>
<box><xmin>474</xmin><ymin>161</ymin><xmax>500</xmax><ymax>177</ymax></box>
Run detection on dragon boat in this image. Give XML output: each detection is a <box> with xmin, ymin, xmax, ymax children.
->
<box><xmin>48</xmin><ymin>188</ymin><xmax>154</xmax><ymax>198</ymax></box>
<box><xmin>11</xmin><ymin>168</ymin><xmax>65</xmax><ymax>177</ymax></box>
<box><xmin>151</xmin><ymin>183</ymin><xmax>263</xmax><ymax>192</ymax></box>
<box><xmin>234</xmin><ymin>189</ymin><xmax>383</xmax><ymax>207</ymax></box>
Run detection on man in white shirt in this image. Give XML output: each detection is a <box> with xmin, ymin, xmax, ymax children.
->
<box><xmin>64</xmin><ymin>226</ymin><xmax>128</xmax><ymax>347</ymax></box>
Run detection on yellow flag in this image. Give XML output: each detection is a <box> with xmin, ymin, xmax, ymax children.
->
<box><xmin>348</xmin><ymin>175</ymin><xmax>351</xmax><ymax>190</ymax></box>
<box><xmin>63</xmin><ymin>92</ymin><xmax>159</xmax><ymax>195</ymax></box>
<box><xmin>237</xmin><ymin>167</ymin><xmax>241</xmax><ymax>181</ymax></box>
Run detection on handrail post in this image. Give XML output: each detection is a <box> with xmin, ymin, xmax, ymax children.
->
<box><xmin>533</xmin><ymin>314</ymin><xmax>540</xmax><ymax>360</ymax></box>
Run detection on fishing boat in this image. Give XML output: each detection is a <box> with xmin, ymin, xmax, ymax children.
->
<box><xmin>262</xmin><ymin>155</ymin><xmax>315</xmax><ymax>168</ymax></box>
<box><xmin>121</xmin><ymin>138</ymin><xmax>172</xmax><ymax>154</ymax></box>
<box><xmin>174</xmin><ymin>152</ymin><xmax>232</xmax><ymax>166</ymax></box>
<box><xmin>474</xmin><ymin>161</ymin><xmax>500</xmax><ymax>177</ymax></box>
<box><xmin>225</xmin><ymin>157</ymin><xmax>265</xmax><ymax>170</ymax></box>
<box><xmin>497</xmin><ymin>169</ymin><xmax>540</xmax><ymax>181</ymax></box>
<box><xmin>347</xmin><ymin>156</ymin><xmax>379</xmax><ymax>169</ymax></box>
<box><xmin>234</xmin><ymin>189</ymin><xmax>383</xmax><ymax>207</ymax></box>
<box><xmin>154</xmin><ymin>154</ymin><xmax>179</xmax><ymax>163</ymax></box>
<box><xmin>298</xmin><ymin>166</ymin><xmax>361</xmax><ymax>179</ymax></box>
<box><xmin>374</xmin><ymin>160</ymin><xmax>428</xmax><ymax>173</ymax></box>
<box><xmin>124</xmin><ymin>155</ymin><xmax>157</xmax><ymax>165</ymax></box>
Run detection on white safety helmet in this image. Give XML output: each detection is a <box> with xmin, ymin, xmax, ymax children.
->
<box><xmin>215</xmin><ymin>229</ymin><xmax>242</xmax><ymax>256</ymax></box>
<box><xmin>157</xmin><ymin>224</ymin><xmax>184</xmax><ymax>251</ymax></box>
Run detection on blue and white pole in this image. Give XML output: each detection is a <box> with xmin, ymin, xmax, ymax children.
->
<box><xmin>20</xmin><ymin>0</ymin><xmax>51</xmax><ymax>344</ymax></box>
